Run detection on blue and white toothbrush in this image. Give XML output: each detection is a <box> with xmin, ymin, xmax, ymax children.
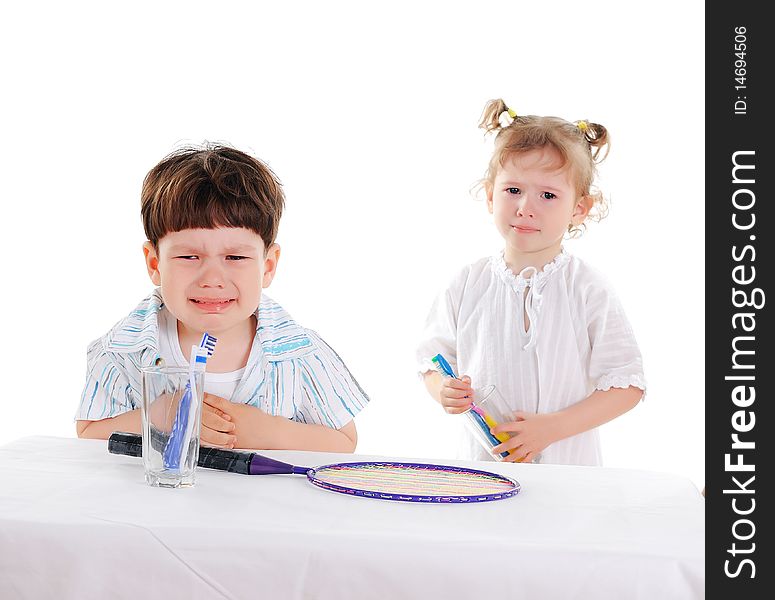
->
<box><xmin>162</xmin><ymin>333</ymin><xmax>217</xmax><ymax>469</ymax></box>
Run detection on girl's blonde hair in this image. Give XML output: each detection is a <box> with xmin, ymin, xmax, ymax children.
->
<box><xmin>478</xmin><ymin>99</ymin><xmax>610</xmax><ymax>236</ymax></box>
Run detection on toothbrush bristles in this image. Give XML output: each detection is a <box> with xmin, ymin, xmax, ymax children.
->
<box><xmin>199</xmin><ymin>333</ymin><xmax>218</xmax><ymax>356</ymax></box>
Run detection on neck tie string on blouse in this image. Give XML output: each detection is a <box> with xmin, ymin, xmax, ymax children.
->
<box><xmin>518</xmin><ymin>265</ymin><xmax>542</xmax><ymax>351</ymax></box>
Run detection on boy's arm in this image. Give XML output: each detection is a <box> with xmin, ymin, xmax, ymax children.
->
<box><xmin>77</xmin><ymin>410</ymin><xmax>141</xmax><ymax>439</ymax></box>
<box><xmin>255</xmin><ymin>416</ymin><xmax>357</xmax><ymax>453</ymax></box>
<box><xmin>204</xmin><ymin>395</ymin><xmax>357</xmax><ymax>452</ymax></box>
<box><xmin>77</xmin><ymin>337</ymin><xmax>139</xmax><ymax>439</ymax></box>
<box><xmin>77</xmin><ymin>400</ymin><xmax>239</xmax><ymax>448</ymax></box>
<box><xmin>492</xmin><ymin>386</ymin><xmax>643</xmax><ymax>462</ymax></box>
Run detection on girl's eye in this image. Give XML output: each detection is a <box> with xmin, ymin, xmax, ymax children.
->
<box><xmin>506</xmin><ymin>187</ymin><xmax>521</xmax><ymax>195</ymax></box>
<box><xmin>176</xmin><ymin>255</ymin><xmax>198</xmax><ymax>260</ymax></box>
<box><xmin>226</xmin><ymin>255</ymin><xmax>250</xmax><ymax>261</ymax></box>
<box><xmin>540</xmin><ymin>192</ymin><xmax>557</xmax><ymax>200</ymax></box>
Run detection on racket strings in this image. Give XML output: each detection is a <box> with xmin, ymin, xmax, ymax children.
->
<box><xmin>313</xmin><ymin>464</ymin><xmax>515</xmax><ymax>496</ymax></box>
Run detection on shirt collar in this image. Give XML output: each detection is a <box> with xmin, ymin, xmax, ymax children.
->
<box><xmin>105</xmin><ymin>290</ymin><xmax>312</xmax><ymax>360</ymax></box>
<box><xmin>255</xmin><ymin>295</ymin><xmax>314</xmax><ymax>360</ymax></box>
<box><xmin>105</xmin><ymin>289</ymin><xmax>163</xmax><ymax>354</ymax></box>
<box><xmin>490</xmin><ymin>247</ymin><xmax>570</xmax><ymax>293</ymax></box>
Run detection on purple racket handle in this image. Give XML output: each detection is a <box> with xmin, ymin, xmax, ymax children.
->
<box><xmin>108</xmin><ymin>432</ymin><xmax>310</xmax><ymax>476</ymax></box>
<box><xmin>249</xmin><ymin>454</ymin><xmax>309</xmax><ymax>476</ymax></box>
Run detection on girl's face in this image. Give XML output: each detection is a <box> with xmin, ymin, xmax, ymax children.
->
<box><xmin>487</xmin><ymin>148</ymin><xmax>590</xmax><ymax>268</ymax></box>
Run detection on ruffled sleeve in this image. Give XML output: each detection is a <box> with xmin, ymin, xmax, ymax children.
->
<box><xmin>585</xmin><ymin>282</ymin><xmax>647</xmax><ymax>399</ymax></box>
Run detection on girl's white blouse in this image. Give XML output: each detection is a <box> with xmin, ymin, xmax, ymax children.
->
<box><xmin>416</xmin><ymin>250</ymin><xmax>646</xmax><ymax>466</ymax></box>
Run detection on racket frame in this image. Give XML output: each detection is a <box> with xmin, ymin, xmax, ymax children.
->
<box><xmin>306</xmin><ymin>460</ymin><xmax>520</xmax><ymax>503</ymax></box>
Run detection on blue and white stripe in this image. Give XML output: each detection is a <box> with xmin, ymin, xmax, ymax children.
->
<box><xmin>76</xmin><ymin>290</ymin><xmax>369</xmax><ymax>428</ymax></box>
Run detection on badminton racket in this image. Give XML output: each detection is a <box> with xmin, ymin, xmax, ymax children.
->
<box><xmin>109</xmin><ymin>432</ymin><xmax>520</xmax><ymax>503</ymax></box>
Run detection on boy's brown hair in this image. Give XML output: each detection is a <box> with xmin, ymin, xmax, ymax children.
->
<box><xmin>141</xmin><ymin>144</ymin><xmax>285</xmax><ymax>250</ymax></box>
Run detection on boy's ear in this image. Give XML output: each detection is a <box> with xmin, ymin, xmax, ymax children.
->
<box><xmin>143</xmin><ymin>242</ymin><xmax>162</xmax><ymax>286</ymax></box>
<box><xmin>571</xmin><ymin>195</ymin><xmax>593</xmax><ymax>225</ymax></box>
<box><xmin>262</xmin><ymin>243</ymin><xmax>281</xmax><ymax>288</ymax></box>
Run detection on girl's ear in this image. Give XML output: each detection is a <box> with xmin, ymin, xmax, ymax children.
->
<box><xmin>485</xmin><ymin>182</ymin><xmax>494</xmax><ymax>214</ymax></box>
<box><xmin>571</xmin><ymin>195</ymin><xmax>593</xmax><ymax>226</ymax></box>
<box><xmin>143</xmin><ymin>242</ymin><xmax>162</xmax><ymax>286</ymax></box>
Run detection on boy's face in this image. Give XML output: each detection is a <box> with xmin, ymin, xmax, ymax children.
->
<box><xmin>143</xmin><ymin>228</ymin><xmax>279</xmax><ymax>338</ymax></box>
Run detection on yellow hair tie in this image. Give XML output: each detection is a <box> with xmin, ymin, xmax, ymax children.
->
<box><xmin>576</xmin><ymin>120</ymin><xmax>588</xmax><ymax>132</ymax></box>
<box><xmin>507</xmin><ymin>107</ymin><xmax>517</xmax><ymax>119</ymax></box>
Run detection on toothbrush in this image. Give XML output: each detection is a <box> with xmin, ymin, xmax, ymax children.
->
<box><xmin>430</xmin><ymin>353</ymin><xmax>509</xmax><ymax>454</ymax></box>
<box><xmin>466</xmin><ymin>404</ymin><xmax>509</xmax><ymax>452</ymax></box>
<box><xmin>431</xmin><ymin>354</ymin><xmax>456</xmax><ymax>379</ymax></box>
<box><xmin>162</xmin><ymin>333</ymin><xmax>217</xmax><ymax>469</ymax></box>
<box><xmin>472</xmin><ymin>405</ymin><xmax>510</xmax><ymax>444</ymax></box>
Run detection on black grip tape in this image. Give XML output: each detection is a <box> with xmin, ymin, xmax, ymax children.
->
<box><xmin>108</xmin><ymin>431</ymin><xmax>254</xmax><ymax>475</ymax></box>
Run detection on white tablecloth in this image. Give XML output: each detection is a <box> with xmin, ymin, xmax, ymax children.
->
<box><xmin>0</xmin><ymin>436</ymin><xmax>704</xmax><ymax>599</ymax></box>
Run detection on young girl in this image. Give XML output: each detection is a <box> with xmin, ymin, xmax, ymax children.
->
<box><xmin>416</xmin><ymin>99</ymin><xmax>645</xmax><ymax>466</ymax></box>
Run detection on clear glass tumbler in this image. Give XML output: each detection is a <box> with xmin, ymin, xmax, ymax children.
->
<box><xmin>140</xmin><ymin>366</ymin><xmax>205</xmax><ymax>488</ymax></box>
<box><xmin>462</xmin><ymin>384</ymin><xmax>514</xmax><ymax>461</ymax></box>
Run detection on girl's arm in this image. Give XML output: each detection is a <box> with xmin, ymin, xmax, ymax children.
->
<box><xmin>423</xmin><ymin>371</ymin><xmax>444</xmax><ymax>403</ymax></box>
<box><xmin>551</xmin><ymin>386</ymin><xmax>643</xmax><ymax>439</ymax></box>
<box><xmin>492</xmin><ymin>386</ymin><xmax>643</xmax><ymax>463</ymax></box>
<box><xmin>423</xmin><ymin>371</ymin><xmax>475</xmax><ymax>414</ymax></box>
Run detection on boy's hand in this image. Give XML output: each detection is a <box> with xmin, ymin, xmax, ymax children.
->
<box><xmin>203</xmin><ymin>394</ymin><xmax>272</xmax><ymax>449</ymax></box>
<box><xmin>439</xmin><ymin>375</ymin><xmax>474</xmax><ymax>414</ymax></box>
<box><xmin>491</xmin><ymin>411</ymin><xmax>562</xmax><ymax>463</ymax></box>
<box><xmin>201</xmin><ymin>393</ymin><xmax>237</xmax><ymax>448</ymax></box>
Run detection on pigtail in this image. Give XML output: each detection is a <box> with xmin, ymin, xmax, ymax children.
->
<box><xmin>478</xmin><ymin>98</ymin><xmax>515</xmax><ymax>133</ymax></box>
<box><xmin>477</xmin><ymin>101</ymin><xmax>613</xmax><ymax>234</ymax></box>
<box><xmin>576</xmin><ymin>121</ymin><xmax>610</xmax><ymax>162</ymax></box>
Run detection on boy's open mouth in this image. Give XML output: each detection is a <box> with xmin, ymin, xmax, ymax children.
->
<box><xmin>189</xmin><ymin>298</ymin><xmax>236</xmax><ymax>311</ymax></box>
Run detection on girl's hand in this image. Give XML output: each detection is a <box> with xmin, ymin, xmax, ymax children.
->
<box><xmin>200</xmin><ymin>393</ymin><xmax>237</xmax><ymax>448</ymax></box>
<box><xmin>491</xmin><ymin>411</ymin><xmax>564</xmax><ymax>463</ymax></box>
<box><xmin>439</xmin><ymin>375</ymin><xmax>474</xmax><ymax>414</ymax></box>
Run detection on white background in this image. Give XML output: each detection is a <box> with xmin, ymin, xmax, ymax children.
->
<box><xmin>1</xmin><ymin>1</ymin><xmax>704</xmax><ymax>489</ymax></box>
